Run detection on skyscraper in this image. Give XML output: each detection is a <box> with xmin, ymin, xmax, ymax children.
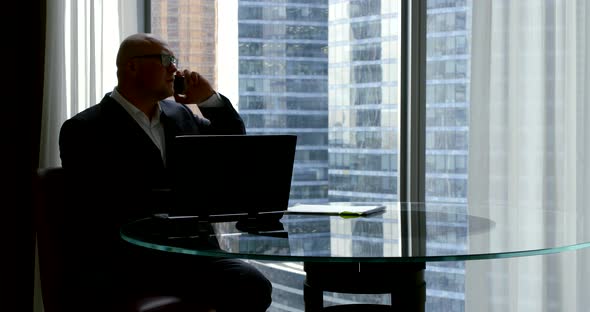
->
<box><xmin>327</xmin><ymin>0</ymin><xmax>400</xmax><ymax>204</ymax></box>
<box><xmin>151</xmin><ymin>0</ymin><xmax>218</xmax><ymax>88</ymax></box>
<box><xmin>237</xmin><ymin>1</ymin><xmax>330</xmax><ymax>205</ymax></box>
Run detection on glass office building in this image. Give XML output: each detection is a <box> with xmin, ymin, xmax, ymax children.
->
<box><xmin>236</xmin><ymin>2</ymin><xmax>330</xmax><ymax>308</ymax></box>
<box><xmin>151</xmin><ymin>0</ymin><xmax>218</xmax><ymax>88</ymax></box>
<box><xmin>423</xmin><ymin>1</ymin><xmax>471</xmax><ymax>310</ymax></box>
<box><xmin>326</xmin><ymin>1</ymin><xmax>400</xmax><ymax>203</ymax></box>
<box><xmin>238</xmin><ymin>1</ymin><xmax>331</xmax><ymax>205</ymax></box>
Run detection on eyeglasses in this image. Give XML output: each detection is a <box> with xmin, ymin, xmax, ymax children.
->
<box><xmin>133</xmin><ymin>54</ymin><xmax>178</xmax><ymax>68</ymax></box>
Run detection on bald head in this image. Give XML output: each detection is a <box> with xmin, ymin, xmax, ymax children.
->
<box><xmin>115</xmin><ymin>33</ymin><xmax>177</xmax><ymax>113</ymax></box>
<box><xmin>116</xmin><ymin>33</ymin><xmax>169</xmax><ymax>69</ymax></box>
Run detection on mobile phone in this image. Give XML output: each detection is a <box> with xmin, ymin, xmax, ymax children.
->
<box><xmin>174</xmin><ymin>75</ymin><xmax>185</xmax><ymax>94</ymax></box>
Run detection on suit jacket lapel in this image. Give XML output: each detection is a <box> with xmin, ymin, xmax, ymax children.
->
<box><xmin>159</xmin><ymin>101</ymin><xmax>202</xmax><ymax>165</ymax></box>
<box><xmin>101</xmin><ymin>96</ymin><xmax>164</xmax><ymax>167</ymax></box>
<box><xmin>159</xmin><ymin>110</ymin><xmax>178</xmax><ymax>168</ymax></box>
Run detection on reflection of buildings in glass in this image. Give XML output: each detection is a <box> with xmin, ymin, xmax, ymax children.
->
<box><xmin>331</xmin><ymin>210</ymin><xmax>401</xmax><ymax>258</ymax></box>
<box><xmin>151</xmin><ymin>0</ymin><xmax>218</xmax><ymax>88</ymax></box>
<box><xmin>328</xmin><ymin>1</ymin><xmax>400</xmax><ymax>203</ymax></box>
<box><xmin>237</xmin><ymin>1</ymin><xmax>330</xmax><ymax>205</ymax></box>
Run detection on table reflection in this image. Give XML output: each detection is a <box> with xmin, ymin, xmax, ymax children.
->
<box><xmin>206</xmin><ymin>202</ymin><xmax>495</xmax><ymax>261</ymax></box>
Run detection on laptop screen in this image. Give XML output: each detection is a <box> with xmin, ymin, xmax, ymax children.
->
<box><xmin>168</xmin><ymin>134</ymin><xmax>297</xmax><ymax>220</ymax></box>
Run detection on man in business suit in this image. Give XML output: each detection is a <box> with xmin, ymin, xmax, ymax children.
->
<box><xmin>58</xmin><ymin>33</ymin><xmax>271</xmax><ymax>312</ymax></box>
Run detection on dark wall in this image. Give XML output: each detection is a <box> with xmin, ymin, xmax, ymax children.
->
<box><xmin>1</xmin><ymin>1</ymin><xmax>45</xmax><ymax>310</ymax></box>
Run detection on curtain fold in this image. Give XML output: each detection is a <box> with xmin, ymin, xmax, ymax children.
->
<box><xmin>36</xmin><ymin>2</ymin><xmax>139</xmax><ymax>311</ymax></box>
<box><xmin>40</xmin><ymin>0</ymin><xmax>139</xmax><ymax>168</ymax></box>
<box><xmin>466</xmin><ymin>1</ymin><xmax>589</xmax><ymax>311</ymax></box>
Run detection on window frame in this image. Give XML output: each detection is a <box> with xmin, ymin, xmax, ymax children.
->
<box><xmin>399</xmin><ymin>0</ymin><xmax>428</xmax><ymax>257</ymax></box>
<box><xmin>142</xmin><ymin>0</ymin><xmax>428</xmax><ymax>203</ymax></box>
<box><xmin>142</xmin><ymin>0</ymin><xmax>429</xmax><ymax>255</ymax></box>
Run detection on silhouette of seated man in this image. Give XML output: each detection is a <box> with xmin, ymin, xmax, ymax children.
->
<box><xmin>58</xmin><ymin>33</ymin><xmax>272</xmax><ymax>312</ymax></box>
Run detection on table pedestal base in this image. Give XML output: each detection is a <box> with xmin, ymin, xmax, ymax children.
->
<box><xmin>303</xmin><ymin>262</ymin><xmax>426</xmax><ymax>312</ymax></box>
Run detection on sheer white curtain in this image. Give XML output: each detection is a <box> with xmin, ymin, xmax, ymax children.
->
<box><xmin>466</xmin><ymin>1</ymin><xmax>589</xmax><ymax>311</ymax></box>
<box><xmin>39</xmin><ymin>0</ymin><xmax>140</xmax><ymax>168</ymax></box>
<box><xmin>35</xmin><ymin>2</ymin><xmax>140</xmax><ymax>311</ymax></box>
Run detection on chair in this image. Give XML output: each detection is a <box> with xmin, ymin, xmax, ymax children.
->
<box><xmin>34</xmin><ymin>167</ymin><xmax>210</xmax><ymax>312</ymax></box>
<box><xmin>303</xmin><ymin>262</ymin><xmax>426</xmax><ymax>312</ymax></box>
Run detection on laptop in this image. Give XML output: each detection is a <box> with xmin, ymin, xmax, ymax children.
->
<box><xmin>168</xmin><ymin>134</ymin><xmax>297</xmax><ymax>226</ymax></box>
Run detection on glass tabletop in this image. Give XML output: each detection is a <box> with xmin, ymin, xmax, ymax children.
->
<box><xmin>120</xmin><ymin>202</ymin><xmax>590</xmax><ymax>262</ymax></box>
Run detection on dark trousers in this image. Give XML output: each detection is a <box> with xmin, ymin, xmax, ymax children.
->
<box><xmin>61</xmin><ymin>189</ymin><xmax>272</xmax><ymax>311</ymax></box>
<box><xmin>66</xmin><ymin>242</ymin><xmax>272</xmax><ymax>312</ymax></box>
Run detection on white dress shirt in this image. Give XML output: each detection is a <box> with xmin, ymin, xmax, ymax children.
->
<box><xmin>110</xmin><ymin>88</ymin><xmax>223</xmax><ymax>164</ymax></box>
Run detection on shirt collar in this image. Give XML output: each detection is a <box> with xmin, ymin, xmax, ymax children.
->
<box><xmin>110</xmin><ymin>87</ymin><xmax>162</xmax><ymax>125</ymax></box>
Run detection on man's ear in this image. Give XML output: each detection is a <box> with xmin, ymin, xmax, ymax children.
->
<box><xmin>125</xmin><ymin>59</ymin><xmax>139</xmax><ymax>75</ymax></box>
<box><xmin>128</xmin><ymin>60</ymin><xmax>137</xmax><ymax>72</ymax></box>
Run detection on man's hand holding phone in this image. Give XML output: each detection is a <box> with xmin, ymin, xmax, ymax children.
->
<box><xmin>173</xmin><ymin>70</ymin><xmax>215</xmax><ymax>105</ymax></box>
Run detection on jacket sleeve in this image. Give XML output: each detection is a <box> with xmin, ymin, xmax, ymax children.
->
<box><xmin>199</xmin><ymin>93</ymin><xmax>246</xmax><ymax>135</ymax></box>
<box><xmin>59</xmin><ymin>117</ymin><xmax>97</xmax><ymax>171</ymax></box>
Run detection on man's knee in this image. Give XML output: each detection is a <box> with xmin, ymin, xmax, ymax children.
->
<box><xmin>214</xmin><ymin>260</ymin><xmax>273</xmax><ymax>311</ymax></box>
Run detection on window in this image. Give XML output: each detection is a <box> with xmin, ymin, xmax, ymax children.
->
<box><xmin>150</xmin><ymin>0</ymin><xmax>467</xmax><ymax>310</ymax></box>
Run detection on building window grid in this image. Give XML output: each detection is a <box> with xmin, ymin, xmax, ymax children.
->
<box><xmin>153</xmin><ymin>0</ymin><xmax>472</xmax><ymax>310</ymax></box>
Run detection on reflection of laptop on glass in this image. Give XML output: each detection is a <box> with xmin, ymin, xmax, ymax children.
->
<box><xmin>168</xmin><ymin>134</ymin><xmax>297</xmax><ymax>228</ymax></box>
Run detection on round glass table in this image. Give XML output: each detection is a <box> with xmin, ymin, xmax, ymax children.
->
<box><xmin>120</xmin><ymin>202</ymin><xmax>590</xmax><ymax>311</ymax></box>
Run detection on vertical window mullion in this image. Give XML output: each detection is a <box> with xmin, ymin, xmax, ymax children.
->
<box><xmin>143</xmin><ymin>0</ymin><xmax>151</xmax><ymax>33</ymax></box>
<box><xmin>400</xmin><ymin>0</ymin><xmax>427</xmax><ymax>203</ymax></box>
<box><xmin>400</xmin><ymin>0</ymin><xmax>427</xmax><ymax>258</ymax></box>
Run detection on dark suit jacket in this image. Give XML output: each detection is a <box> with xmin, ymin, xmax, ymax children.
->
<box><xmin>58</xmin><ymin>92</ymin><xmax>245</xmax><ymax>227</ymax></box>
<box><xmin>55</xmin><ymin>93</ymin><xmax>251</xmax><ymax>306</ymax></box>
